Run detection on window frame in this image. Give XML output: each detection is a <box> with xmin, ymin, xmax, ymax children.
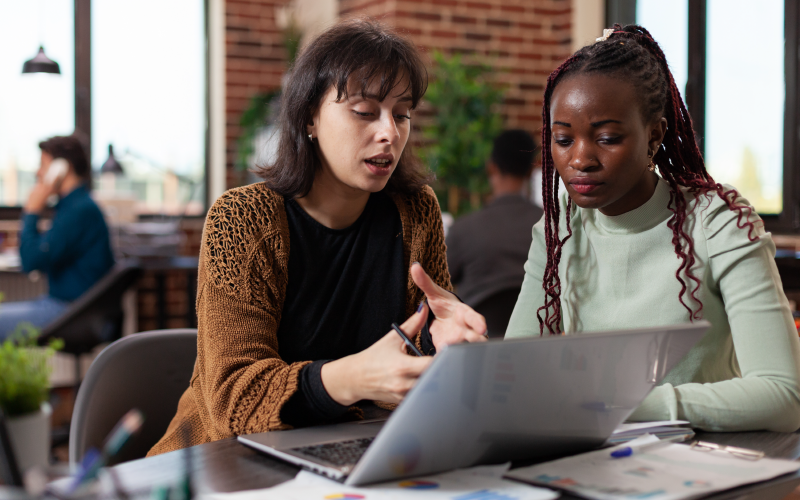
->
<box><xmin>73</xmin><ymin>0</ymin><xmax>210</xmax><ymax>215</ymax></box>
<box><xmin>608</xmin><ymin>0</ymin><xmax>800</xmax><ymax>232</ymax></box>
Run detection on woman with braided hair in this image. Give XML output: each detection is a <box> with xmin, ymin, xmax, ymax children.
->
<box><xmin>506</xmin><ymin>24</ymin><xmax>800</xmax><ymax>432</ymax></box>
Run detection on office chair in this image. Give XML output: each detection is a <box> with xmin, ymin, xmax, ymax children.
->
<box><xmin>69</xmin><ymin>329</ymin><xmax>197</xmax><ymax>467</ymax></box>
<box><xmin>472</xmin><ymin>287</ymin><xmax>521</xmax><ymax>339</ymax></box>
<box><xmin>38</xmin><ymin>259</ymin><xmax>142</xmax><ymax>386</ymax></box>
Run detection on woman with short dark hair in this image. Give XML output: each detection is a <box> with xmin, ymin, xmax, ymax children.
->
<box><xmin>149</xmin><ymin>19</ymin><xmax>486</xmax><ymax>455</ymax></box>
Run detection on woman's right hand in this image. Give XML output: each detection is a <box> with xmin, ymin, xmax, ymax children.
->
<box><xmin>321</xmin><ymin>303</ymin><xmax>433</xmax><ymax>405</ymax></box>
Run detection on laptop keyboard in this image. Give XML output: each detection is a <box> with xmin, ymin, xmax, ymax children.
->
<box><xmin>290</xmin><ymin>437</ymin><xmax>375</xmax><ymax>467</ymax></box>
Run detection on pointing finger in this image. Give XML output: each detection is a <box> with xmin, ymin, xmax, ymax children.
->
<box><xmin>462</xmin><ymin>307</ymin><xmax>488</xmax><ymax>336</ymax></box>
<box><xmin>410</xmin><ymin>262</ymin><xmax>447</xmax><ymax>300</ymax></box>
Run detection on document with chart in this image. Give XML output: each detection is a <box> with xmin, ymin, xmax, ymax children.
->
<box><xmin>506</xmin><ymin>435</ymin><xmax>800</xmax><ymax>500</ymax></box>
<box><xmin>201</xmin><ymin>464</ymin><xmax>557</xmax><ymax>500</ymax></box>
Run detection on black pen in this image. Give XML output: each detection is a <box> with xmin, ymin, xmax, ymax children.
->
<box><xmin>391</xmin><ymin>322</ymin><xmax>423</xmax><ymax>356</ymax></box>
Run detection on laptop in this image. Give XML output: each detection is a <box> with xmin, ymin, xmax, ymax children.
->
<box><xmin>239</xmin><ymin>321</ymin><xmax>709</xmax><ymax>485</ymax></box>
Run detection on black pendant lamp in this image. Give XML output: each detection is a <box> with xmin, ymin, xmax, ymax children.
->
<box><xmin>22</xmin><ymin>46</ymin><xmax>61</xmax><ymax>74</ymax></box>
<box><xmin>101</xmin><ymin>145</ymin><xmax>124</xmax><ymax>175</ymax></box>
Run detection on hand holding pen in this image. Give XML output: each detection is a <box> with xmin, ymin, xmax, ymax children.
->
<box><xmin>320</xmin><ymin>301</ymin><xmax>432</xmax><ymax>406</ymax></box>
<box><xmin>391</xmin><ymin>322</ymin><xmax>423</xmax><ymax>356</ymax></box>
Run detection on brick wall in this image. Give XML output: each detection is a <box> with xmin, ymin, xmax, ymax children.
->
<box><xmin>223</xmin><ymin>0</ymin><xmax>572</xmax><ymax>190</ymax></box>
<box><xmin>132</xmin><ymin>0</ymin><xmax>574</xmax><ymax>331</ymax></box>
<box><xmin>225</xmin><ymin>0</ymin><xmax>291</xmax><ymax>188</ymax></box>
<box><xmin>339</xmin><ymin>0</ymin><xmax>573</xmax><ymax>137</ymax></box>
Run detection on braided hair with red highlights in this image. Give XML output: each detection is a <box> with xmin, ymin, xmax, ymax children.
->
<box><xmin>537</xmin><ymin>24</ymin><xmax>759</xmax><ymax>335</ymax></box>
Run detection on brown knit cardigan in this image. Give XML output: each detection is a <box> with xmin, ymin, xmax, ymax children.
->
<box><xmin>147</xmin><ymin>183</ymin><xmax>452</xmax><ymax>456</ymax></box>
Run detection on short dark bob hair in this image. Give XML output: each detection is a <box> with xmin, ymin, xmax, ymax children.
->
<box><xmin>257</xmin><ymin>19</ymin><xmax>430</xmax><ymax>198</ymax></box>
<box><xmin>38</xmin><ymin>134</ymin><xmax>92</xmax><ymax>184</ymax></box>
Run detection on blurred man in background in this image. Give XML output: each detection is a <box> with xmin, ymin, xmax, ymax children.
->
<box><xmin>446</xmin><ymin>129</ymin><xmax>542</xmax><ymax>338</ymax></box>
<box><xmin>0</xmin><ymin>135</ymin><xmax>115</xmax><ymax>339</ymax></box>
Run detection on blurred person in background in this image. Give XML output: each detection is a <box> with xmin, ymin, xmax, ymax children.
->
<box><xmin>0</xmin><ymin>135</ymin><xmax>115</xmax><ymax>339</ymax></box>
<box><xmin>446</xmin><ymin>129</ymin><xmax>543</xmax><ymax>338</ymax></box>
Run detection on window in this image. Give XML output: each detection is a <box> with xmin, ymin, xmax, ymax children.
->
<box><xmin>636</xmin><ymin>0</ymin><xmax>688</xmax><ymax>103</ymax></box>
<box><xmin>705</xmin><ymin>0</ymin><xmax>785</xmax><ymax>214</ymax></box>
<box><xmin>0</xmin><ymin>2</ymin><xmax>207</xmax><ymax>216</ymax></box>
<box><xmin>0</xmin><ymin>1</ymin><xmax>75</xmax><ymax>206</ymax></box>
<box><xmin>616</xmin><ymin>0</ymin><xmax>799</xmax><ymax>229</ymax></box>
<box><xmin>92</xmin><ymin>0</ymin><xmax>206</xmax><ymax>216</ymax></box>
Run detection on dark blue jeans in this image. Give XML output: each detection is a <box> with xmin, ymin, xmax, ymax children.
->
<box><xmin>0</xmin><ymin>295</ymin><xmax>69</xmax><ymax>341</ymax></box>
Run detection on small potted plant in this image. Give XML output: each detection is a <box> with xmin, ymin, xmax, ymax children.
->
<box><xmin>0</xmin><ymin>324</ymin><xmax>62</xmax><ymax>473</ymax></box>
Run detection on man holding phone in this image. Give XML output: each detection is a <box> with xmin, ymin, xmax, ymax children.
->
<box><xmin>0</xmin><ymin>134</ymin><xmax>115</xmax><ymax>339</ymax></box>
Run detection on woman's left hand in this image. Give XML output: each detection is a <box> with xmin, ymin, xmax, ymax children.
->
<box><xmin>411</xmin><ymin>262</ymin><xmax>488</xmax><ymax>352</ymax></box>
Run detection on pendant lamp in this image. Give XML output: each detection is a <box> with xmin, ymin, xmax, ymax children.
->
<box><xmin>101</xmin><ymin>145</ymin><xmax>124</xmax><ymax>175</ymax></box>
<box><xmin>22</xmin><ymin>46</ymin><xmax>60</xmax><ymax>74</ymax></box>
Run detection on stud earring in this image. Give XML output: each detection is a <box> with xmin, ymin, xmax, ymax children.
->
<box><xmin>308</xmin><ymin>134</ymin><xmax>313</xmax><ymax>140</ymax></box>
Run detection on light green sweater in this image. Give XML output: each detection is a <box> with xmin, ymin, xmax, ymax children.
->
<box><xmin>506</xmin><ymin>178</ymin><xmax>800</xmax><ymax>432</ymax></box>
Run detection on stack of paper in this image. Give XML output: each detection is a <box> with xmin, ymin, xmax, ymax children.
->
<box><xmin>607</xmin><ymin>420</ymin><xmax>694</xmax><ymax>444</ymax></box>
<box><xmin>201</xmin><ymin>464</ymin><xmax>558</xmax><ymax>500</ymax></box>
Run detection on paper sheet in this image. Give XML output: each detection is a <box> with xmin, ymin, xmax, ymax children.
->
<box><xmin>506</xmin><ymin>436</ymin><xmax>800</xmax><ymax>500</ymax></box>
<box><xmin>202</xmin><ymin>464</ymin><xmax>558</xmax><ymax>500</ymax></box>
<box><xmin>612</xmin><ymin>421</ymin><xmax>689</xmax><ymax>435</ymax></box>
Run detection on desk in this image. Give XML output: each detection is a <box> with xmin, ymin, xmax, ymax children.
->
<box><xmin>59</xmin><ymin>426</ymin><xmax>800</xmax><ymax>500</ymax></box>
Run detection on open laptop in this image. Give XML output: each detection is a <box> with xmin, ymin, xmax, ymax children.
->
<box><xmin>239</xmin><ymin>321</ymin><xmax>709</xmax><ymax>485</ymax></box>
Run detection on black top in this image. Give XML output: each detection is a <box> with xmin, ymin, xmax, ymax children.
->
<box><xmin>278</xmin><ymin>192</ymin><xmax>408</xmax><ymax>426</ymax></box>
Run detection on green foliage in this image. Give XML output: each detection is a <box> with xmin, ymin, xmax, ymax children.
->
<box><xmin>236</xmin><ymin>91</ymin><xmax>280</xmax><ymax>171</ymax></box>
<box><xmin>422</xmin><ymin>52</ymin><xmax>504</xmax><ymax>216</ymax></box>
<box><xmin>283</xmin><ymin>21</ymin><xmax>302</xmax><ymax>66</ymax></box>
<box><xmin>234</xmin><ymin>21</ymin><xmax>301</xmax><ymax>175</ymax></box>
<box><xmin>0</xmin><ymin>326</ymin><xmax>62</xmax><ymax>416</ymax></box>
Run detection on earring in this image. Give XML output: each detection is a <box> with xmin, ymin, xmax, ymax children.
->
<box><xmin>308</xmin><ymin>134</ymin><xmax>313</xmax><ymax>140</ymax></box>
<box><xmin>646</xmin><ymin>151</ymin><xmax>656</xmax><ymax>172</ymax></box>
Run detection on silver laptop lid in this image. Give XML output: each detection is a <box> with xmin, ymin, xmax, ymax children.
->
<box><xmin>345</xmin><ymin>321</ymin><xmax>708</xmax><ymax>485</ymax></box>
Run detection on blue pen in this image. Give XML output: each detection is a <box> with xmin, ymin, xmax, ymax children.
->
<box><xmin>610</xmin><ymin>437</ymin><xmax>676</xmax><ymax>458</ymax></box>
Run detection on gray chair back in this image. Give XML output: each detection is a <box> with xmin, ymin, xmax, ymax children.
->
<box><xmin>69</xmin><ymin>329</ymin><xmax>197</xmax><ymax>467</ymax></box>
